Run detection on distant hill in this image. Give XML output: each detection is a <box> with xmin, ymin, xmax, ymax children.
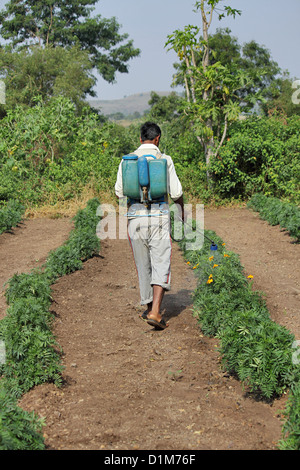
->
<box><xmin>89</xmin><ymin>91</ymin><xmax>172</xmax><ymax>117</ymax></box>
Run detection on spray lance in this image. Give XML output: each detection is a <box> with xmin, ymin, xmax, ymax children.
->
<box><xmin>171</xmin><ymin>212</ymin><xmax>219</xmax><ymax>259</ymax></box>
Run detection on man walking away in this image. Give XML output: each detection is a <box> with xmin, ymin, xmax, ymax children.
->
<box><xmin>115</xmin><ymin>122</ymin><xmax>184</xmax><ymax>329</ymax></box>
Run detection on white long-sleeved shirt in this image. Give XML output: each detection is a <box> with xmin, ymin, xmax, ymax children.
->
<box><xmin>115</xmin><ymin>144</ymin><xmax>183</xmax><ymax>201</ymax></box>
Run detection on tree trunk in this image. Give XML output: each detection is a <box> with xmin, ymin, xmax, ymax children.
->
<box><xmin>200</xmin><ymin>1</ymin><xmax>215</xmax><ymax>185</ymax></box>
<box><xmin>204</xmin><ymin>133</ymin><xmax>214</xmax><ymax>186</ymax></box>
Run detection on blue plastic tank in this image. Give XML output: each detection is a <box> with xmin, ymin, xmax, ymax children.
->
<box><xmin>137</xmin><ymin>155</ymin><xmax>150</xmax><ymax>187</ymax></box>
<box><xmin>122</xmin><ymin>155</ymin><xmax>140</xmax><ymax>199</ymax></box>
<box><xmin>149</xmin><ymin>159</ymin><xmax>168</xmax><ymax>199</ymax></box>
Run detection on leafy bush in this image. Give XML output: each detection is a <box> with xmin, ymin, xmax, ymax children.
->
<box><xmin>209</xmin><ymin>114</ymin><xmax>300</xmax><ymax>203</ymax></box>
<box><xmin>278</xmin><ymin>381</ymin><xmax>300</xmax><ymax>450</ymax></box>
<box><xmin>0</xmin><ymin>96</ymin><xmax>129</xmax><ymax>205</ymax></box>
<box><xmin>0</xmin><ymin>387</ymin><xmax>45</xmax><ymax>450</ymax></box>
<box><xmin>0</xmin><ymin>200</ymin><xmax>25</xmax><ymax>234</ymax></box>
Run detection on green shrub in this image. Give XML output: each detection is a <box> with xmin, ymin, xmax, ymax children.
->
<box><xmin>210</xmin><ymin>115</ymin><xmax>300</xmax><ymax>203</ymax></box>
<box><xmin>0</xmin><ymin>97</ymin><xmax>126</xmax><ymax>205</ymax></box>
<box><xmin>0</xmin><ymin>200</ymin><xmax>25</xmax><ymax>234</ymax></box>
<box><xmin>278</xmin><ymin>381</ymin><xmax>300</xmax><ymax>450</ymax></box>
<box><xmin>0</xmin><ymin>386</ymin><xmax>45</xmax><ymax>450</ymax></box>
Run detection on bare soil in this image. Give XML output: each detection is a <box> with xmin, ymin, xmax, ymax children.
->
<box><xmin>2</xmin><ymin>206</ymin><xmax>299</xmax><ymax>451</ymax></box>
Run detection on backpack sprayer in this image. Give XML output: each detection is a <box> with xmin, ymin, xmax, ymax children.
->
<box><xmin>122</xmin><ymin>154</ymin><xmax>167</xmax><ymax>208</ymax></box>
<box><xmin>121</xmin><ymin>154</ymin><xmax>218</xmax><ymax>253</ymax></box>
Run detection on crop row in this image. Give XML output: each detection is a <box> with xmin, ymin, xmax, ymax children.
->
<box><xmin>0</xmin><ymin>200</ymin><xmax>25</xmax><ymax>235</ymax></box>
<box><xmin>0</xmin><ymin>198</ymin><xmax>101</xmax><ymax>450</ymax></box>
<box><xmin>247</xmin><ymin>193</ymin><xmax>300</xmax><ymax>242</ymax></box>
<box><xmin>178</xmin><ymin>229</ymin><xmax>300</xmax><ymax>450</ymax></box>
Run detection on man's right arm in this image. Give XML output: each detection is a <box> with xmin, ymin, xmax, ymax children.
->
<box><xmin>115</xmin><ymin>161</ymin><xmax>124</xmax><ymax>198</ymax></box>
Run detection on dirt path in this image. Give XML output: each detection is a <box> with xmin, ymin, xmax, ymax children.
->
<box><xmin>1</xmin><ymin>207</ymin><xmax>299</xmax><ymax>450</ymax></box>
<box><xmin>0</xmin><ymin>218</ymin><xmax>72</xmax><ymax>319</ymax></box>
<box><xmin>8</xmin><ymin>206</ymin><xmax>297</xmax><ymax>451</ymax></box>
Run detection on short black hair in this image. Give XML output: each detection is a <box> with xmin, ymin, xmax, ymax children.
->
<box><xmin>140</xmin><ymin>122</ymin><xmax>161</xmax><ymax>141</ymax></box>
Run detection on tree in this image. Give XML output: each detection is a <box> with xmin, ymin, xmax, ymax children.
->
<box><xmin>165</xmin><ymin>1</ymin><xmax>266</xmax><ymax>184</ymax></box>
<box><xmin>148</xmin><ymin>91</ymin><xmax>184</xmax><ymax>122</ymax></box>
<box><xmin>238</xmin><ymin>40</ymin><xmax>281</xmax><ymax>110</ymax></box>
<box><xmin>0</xmin><ymin>45</ymin><xmax>96</xmax><ymax>113</ymax></box>
<box><xmin>166</xmin><ymin>0</ymin><xmax>278</xmax><ymax>186</ymax></box>
<box><xmin>263</xmin><ymin>73</ymin><xmax>300</xmax><ymax>117</ymax></box>
<box><xmin>0</xmin><ymin>0</ymin><xmax>140</xmax><ymax>84</ymax></box>
<box><xmin>171</xmin><ymin>28</ymin><xmax>281</xmax><ymax>112</ymax></box>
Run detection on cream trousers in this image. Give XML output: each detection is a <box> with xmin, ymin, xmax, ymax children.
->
<box><xmin>127</xmin><ymin>216</ymin><xmax>172</xmax><ymax>305</ymax></box>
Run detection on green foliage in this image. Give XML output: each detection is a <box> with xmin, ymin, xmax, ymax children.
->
<box><xmin>148</xmin><ymin>91</ymin><xmax>184</xmax><ymax>122</ymax></box>
<box><xmin>0</xmin><ymin>45</ymin><xmax>96</xmax><ymax>112</ymax></box>
<box><xmin>4</xmin><ymin>271</ymin><xmax>52</xmax><ymax>307</ymax></box>
<box><xmin>0</xmin><ymin>387</ymin><xmax>45</xmax><ymax>450</ymax></box>
<box><xmin>44</xmin><ymin>197</ymin><xmax>101</xmax><ymax>283</ymax></box>
<box><xmin>0</xmin><ymin>0</ymin><xmax>140</xmax><ymax>84</ymax></box>
<box><xmin>0</xmin><ymin>200</ymin><xmax>25</xmax><ymax>234</ymax></box>
<box><xmin>1</xmin><ymin>90</ymin><xmax>299</xmax><ymax>209</ymax></box>
<box><xmin>248</xmin><ymin>193</ymin><xmax>300</xmax><ymax>242</ymax></box>
<box><xmin>263</xmin><ymin>74</ymin><xmax>300</xmax><ymax>117</ymax></box>
<box><xmin>278</xmin><ymin>381</ymin><xmax>300</xmax><ymax>450</ymax></box>
<box><xmin>0</xmin><ymin>96</ymin><xmax>128</xmax><ymax>205</ymax></box>
<box><xmin>210</xmin><ymin>114</ymin><xmax>300</xmax><ymax>202</ymax></box>
<box><xmin>0</xmin><ymin>295</ymin><xmax>63</xmax><ymax>396</ymax></box>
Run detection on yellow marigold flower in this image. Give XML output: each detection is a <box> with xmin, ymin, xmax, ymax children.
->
<box><xmin>187</xmin><ymin>261</ymin><xmax>191</xmax><ymax>265</ymax></box>
<box><xmin>224</xmin><ymin>253</ymin><xmax>230</xmax><ymax>257</ymax></box>
<box><xmin>247</xmin><ymin>275</ymin><xmax>253</xmax><ymax>279</ymax></box>
<box><xmin>208</xmin><ymin>274</ymin><xmax>213</xmax><ymax>279</ymax></box>
<box><xmin>209</xmin><ymin>255</ymin><xmax>214</xmax><ymax>261</ymax></box>
<box><xmin>222</xmin><ymin>243</ymin><xmax>226</xmax><ymax>246</ymax></box>
<box><xmin>193</xmin><ymin>263</ymin><xmax>199</xmax><ymax>269</ymax></box>
<box><xmin>213</xmin><ymin>264</ymin><xmax>219</xmax><ymax>268</ymax></box>
<box><xmin>207</xmin><ymin>278</ymin><xmax>213</xmax><ymax>284</ymax></box>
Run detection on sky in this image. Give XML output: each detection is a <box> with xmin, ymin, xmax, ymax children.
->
<box><xmin>0</xmin><ymin>0</ymin><xmax>299</xmax><ymax>100</ymax></box>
